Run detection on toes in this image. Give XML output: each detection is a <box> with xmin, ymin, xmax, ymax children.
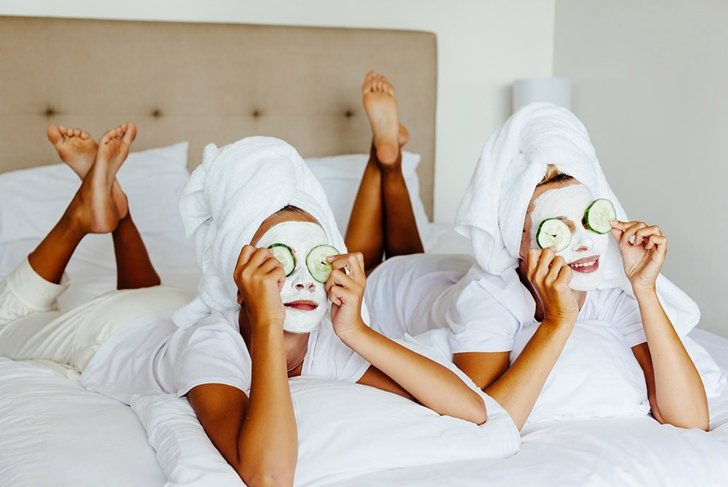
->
<box><xmin>100</xmin><ymin>129</ymin><xmax>116</xmax><ymax>145</ymax></box>
<box><xmin>47</xmin><ymin>124</ymin><xmax>64</xmax><ymax>145</ymax></box>
<box><xmin>121</xmin><ymin>122</ymin><xmax>137</xmax><ymax>145</ymax></box>
<box><xmin>72</xmin><ymin>128</ymin><xmax>81</xmax><ymax>137</ymax></box>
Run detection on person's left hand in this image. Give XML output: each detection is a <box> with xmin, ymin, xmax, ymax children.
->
<box><xmin>325</xmin><ymin>252</ymin><xmax>367</xmax><ymax>339</ymax></box>
<box><xmin>611</xmin><ymin>220</ymin><xmax>667</xmax><ymax>292</ymax></box>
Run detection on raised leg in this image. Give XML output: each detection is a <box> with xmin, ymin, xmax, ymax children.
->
<box><xmin>345</xmin><ymin>72</ymin><xmax>423</xmax><ymax>273</ymax></box>
<box><xmin>45</xmin><ymin>123</ymin><xmax>160</xmax><ymax>289</ymax></box>
<box><xmin>29</xmin><ymin>125</ymin><xmax>130</xmax><ymax>284</ymax></box>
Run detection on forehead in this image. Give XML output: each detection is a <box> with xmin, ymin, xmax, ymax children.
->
<box><xmin>531</xmin><ymin>183</ymin><xmax>594</xmax><ymax>220</ymax></box>
<box><xmin>251</xmin><ymin>210</ymin><xmax>320</xmax><ymax>245</ymax></box>
<box><xmin>253</xmin><ymin>220</ymin><xmax>327</xmax><ymax>248</ymax></box>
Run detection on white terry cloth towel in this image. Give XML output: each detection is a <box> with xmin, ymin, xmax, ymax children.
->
<box><xmin>455</xmin><ymin>102</ymin><xmax>699</xmax><ymax>336</ymax></box>
<box><xmin>172</xmin><ymin>136</ymin><xmax>359</xmax><ymax>329</ymax></box>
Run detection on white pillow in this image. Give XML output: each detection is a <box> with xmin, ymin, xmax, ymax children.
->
<box><xmin>305</xmin><ymin>152</ymin><xmax>431</xmax><ymax>241</ymax></box>
<box><xmin>0</xmin><ymin>142</ymin><xmax>189</xmax><ymax>246</ymax></box>
<box><xmin>512</xmin><ymin>322</ymin><xmax>652</xmax><ymax>426</ymax></box>
<box><xmin>131</xmin><ymin>394</ymin><xmax>241</xmax><ymax>487</ymax></box>
<box><xmin>131</xmin><ymin>331</ymin><xmax>520</xmax><ymax>486</ymax></box>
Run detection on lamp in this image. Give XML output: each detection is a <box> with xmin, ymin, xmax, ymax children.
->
<box><xmin>512</xmin><ymin>77</ymin><xmax>572</xmax><ymax>113</ymax></box>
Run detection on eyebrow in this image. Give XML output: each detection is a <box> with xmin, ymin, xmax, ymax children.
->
<box><xmin>555</xmin><ymin>216</ymin><xmax>576</xmax><ymax>232</ymax></box>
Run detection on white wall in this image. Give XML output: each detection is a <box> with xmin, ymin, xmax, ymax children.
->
<box><xmin>0</xmin><ymin>0</ymin><xmax>555</xmax><ymax>223</ymax></box>
<box><xmin>554</xmin><ymin>0</ymin><xmax>728</xmax><ymax>337</ymax></box>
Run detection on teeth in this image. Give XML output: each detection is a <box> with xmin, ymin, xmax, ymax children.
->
<box><xmin>570</xmin><ymin>260</ymin><xmax>596</xmax><ymax>268</ymax></box>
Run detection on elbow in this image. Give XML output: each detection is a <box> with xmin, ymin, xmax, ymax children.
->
<box><xmin>656</xmin><ymin>411</ymin><xmax>710</xmax><ymax>432</ymax></box>
<box><xmin>237</xmin><ymin>463</ymin><xmax>295</xmax><ymax>487</ymax></box>
<box><xmin>461</xmin><ymin>392</ymin><xmax>488</xmax><ymax>425</ymax></box>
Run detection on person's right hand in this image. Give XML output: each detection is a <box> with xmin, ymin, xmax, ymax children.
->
<box><xmin>526</xmin><ymin>247</ymin><xmax>579</xmax><ymax>325</ymax></box>
<box><xmin>233</xmin><ymin>245</ymin><xmax>286</xmax><ymax>330</ymax></box>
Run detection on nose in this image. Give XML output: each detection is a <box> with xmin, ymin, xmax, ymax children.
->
<box><xmin>572</xmin><ymin>229</ymin><xmax>594</xmax><ymax>252</ymax></box>
<box><xmin>289</xmin><ymin>266</ymin><xmax>317</xmax><ymax>292</ymax></box>
<box><xmin>294</xmin><ymin>281</ymin><xmax>317</xmax><ymax>292</ymax></box>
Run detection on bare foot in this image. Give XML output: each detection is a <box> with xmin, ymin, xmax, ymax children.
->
<box><xmin>65</xmin><ymin>124</ymin><xmax>136</xmax><ymax>234</ymax></box>
<box><xmin>48</xmin><ymin>123</ymin><xmax>133</xmax><ymax>218</ymax></box>
<box><xmin>362</xmin><ymin>71</ymin><xmax>402</xmax><ymax>166</ymax></box>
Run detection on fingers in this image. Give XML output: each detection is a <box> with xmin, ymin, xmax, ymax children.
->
<box><xmin>645</xmin><ymin>234</ymin><xmax>668</xmax><ymax>258</ymax></box>
<box><xmin>325</xmin><ymin>253</ymin><xmax>365</xmax><ymax>306</ymax></box>
<box><xmin>327</xmin><ymin>282</ymin><xmax>359</xmax><ymax>307</ymax></box>
<box><xmin>328</xmin><ymin>252</ymin><xmax>365</xmax><ymax>282</ymax></box>
<box><xmin>544</xmin><ymin>255</ymin><xmax>567</xmax><ymax>286</ymax></box>
<box><xmin>527</xmin><ymin>247</ymin><xmax>556</xmax><ymax>284</ymax></box>
<box><xmin>613</xmin><ymin>221</ymin><xmax>664</xmax><ymax>248</ymax></box>
<box><xmin>234</xmin><ymin>245</ymin><xmax>281</xmax><ymax>284</ymax></box>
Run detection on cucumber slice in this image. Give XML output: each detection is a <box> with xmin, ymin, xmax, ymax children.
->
<box><xmin>306</xmin><ymin>244</ymin><xmax>340</xmax><ymax>283</ymax></box>
<box><xmin>268</xmin><ymin>243</ymin><xmax>296</xmax><ymax>277</ymax></box>
<box><xmin>536</xmin><ymin>218</ymin><xmax>571</xmax><ymax>252</ymax></box>
<box><xmin>584</xmin><ymin>199</ymin><xmax>617</xmax><ymax>234</ymax></box>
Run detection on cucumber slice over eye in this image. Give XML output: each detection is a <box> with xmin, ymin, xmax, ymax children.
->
<box><xmin>536</xmin><ymin>218</ymin><xmax>571</xmax><ymax>252</ymax></box>
<box><xmin>306</xmin><ymin>244</ymin><xmax>340</xmax><ymax>283</ymax></box>
<box><xmin>584</xmin><ymin>199</ymin><xmax>617</xmax><ymax>234</ymax></box>
<box><xmin>268</xmin><ymin>243</ymin><xmax>296</xmax><ymax>277</ymax></box>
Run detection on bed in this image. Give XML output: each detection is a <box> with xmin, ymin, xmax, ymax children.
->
<box><xmin>2</xmin><ymin>15</ymin><xmax>728</xmax><ymax>487</ymax></box>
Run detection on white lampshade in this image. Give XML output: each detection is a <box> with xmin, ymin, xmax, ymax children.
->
<box><xmin>513</xmin><ymin>77</ymin><xmax>572</xmax><ymax>113</ymax></box>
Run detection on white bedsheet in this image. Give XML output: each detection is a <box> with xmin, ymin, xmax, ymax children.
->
<box><xmin>2</xmin><ymin>228</ymin><xmax>728</xmax><ymax>487</ymax></box>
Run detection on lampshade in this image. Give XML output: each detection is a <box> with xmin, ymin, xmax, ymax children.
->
<box><xmin>513</xmin><ymin>77</ymin><xmax>572</xmax><ymax>113</ymax></box>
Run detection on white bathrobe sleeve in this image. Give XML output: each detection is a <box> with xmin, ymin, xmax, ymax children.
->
<box><xmin>446</xmin><ymin>279</ymin><xmax>524</xmax><ymax>354</ymax></box>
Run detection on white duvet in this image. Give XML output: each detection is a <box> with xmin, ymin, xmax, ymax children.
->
<box><xmin>2</xmin><ymin>228</ymin><xmax>728</xmax><ymax>486</ymax></box>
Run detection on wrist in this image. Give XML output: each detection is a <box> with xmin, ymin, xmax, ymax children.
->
<box><xmin>541</xmin><ymin>316</ymin><xmax>576</xmax><ymax>330</ymax></box>
<box><xmin>335</xmin><ymin>319</ymin><xmax>368</xmax><ymax>344</ymax></box>
<box><xmin>632</xmin><ymin>284</ymin><xmax>658</xmax><ymax>300</ymax></box>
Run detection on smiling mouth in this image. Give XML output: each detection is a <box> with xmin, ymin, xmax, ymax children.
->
<box><xmin>284</xmin><ymin>300</ymin><xmax>319</xmax><ymax>311</ymax></box>
<box><xmin>568</xmin><ymin>256</ymin><xmax>600</xmax><ymax>273</ymax></box>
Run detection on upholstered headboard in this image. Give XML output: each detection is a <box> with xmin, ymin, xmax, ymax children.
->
<box><xmin>0</xmin><ymin>16</ymin><xmax>437</xmax><ymax>217</ymax></box>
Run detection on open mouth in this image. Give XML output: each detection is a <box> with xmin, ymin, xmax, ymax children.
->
<box><xmin>568</xmin><ymin>256</ymin><xmax>600</xmax><ymax>274</ymax></box>
<box><xmin>284</xmin><ymin>300</ymin><xmax>319</xmax><ymax>311</ymax></box>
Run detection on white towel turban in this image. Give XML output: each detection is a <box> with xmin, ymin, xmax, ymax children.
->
<box><xmin>173</xmin><ymin>136</ymin><xmax>348</xmax><ymax>329</ymax></box>
<box><xmin>455</xmin><ymin>103</ymin><xmax>700</xmax><ymax>335</ymax></box>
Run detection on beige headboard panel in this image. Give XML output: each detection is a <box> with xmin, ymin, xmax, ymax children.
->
<box><xmin>0</xmin><ymin>16</ymin><xmax>437</xmax><ymax>217</ymax></box>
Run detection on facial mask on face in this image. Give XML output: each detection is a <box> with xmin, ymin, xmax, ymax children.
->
<box><xmin>256</xmin><ymin>221</ymin><xmax>329</xmax><ymax>333</ymax></box>
<box><xmin>530</xmin><ymin>184</ymin><xmax>609</xmax><ymax>291</ymax></box>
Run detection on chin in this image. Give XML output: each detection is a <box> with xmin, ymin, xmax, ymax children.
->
<box><xmin>568</xmin><ymin>272</ymin><xmax>604</xmax><ymax>292</ymax></box>
<box><xmin>283</xmin><ymin>309</ymin><xmax>326</xmax><ymax>334</ymax></box>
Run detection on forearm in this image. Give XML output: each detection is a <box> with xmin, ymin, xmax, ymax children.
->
<box><xmin>341</xmin><ymin>322</ymin><xmax>486</xmax><ymax>424</ymax></box>
<box><xmin>635</xmin><ymin>288</ymin><xmax>708</xmax><ymax>429</ymax></box>
<box><xmin>486</xmin><ymin>320</ymin><xmax>572</xmax><ymax>430</ymax></box>
<box><xmin>239</xmin><ymin>325</ymin><xmax>297</xmax><ymax>486</ymax></box>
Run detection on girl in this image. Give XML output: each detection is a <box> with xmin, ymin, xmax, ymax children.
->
<box><xmin>0</xmin><ymin>112</ymin><xmax>484</xmax><ymax>487</ymax></box>
<box><xmin>350</xmin><ymin>95</ymin><xmax>710</xmax><ymax>432</ymax></box>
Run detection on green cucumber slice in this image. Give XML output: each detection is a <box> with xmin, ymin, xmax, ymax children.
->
<box><xmin>268</xmin><ymin>243</ymin><xmax>296</xmax><ymax>277</ymax></box>
<box><xmin>584</xmin><ymin>199</ymin><xmax>617</xmax><ymax>234</ymax></box>
<box><xmin>306</xmin><ymin>244</ymin><xmax>340</xmax><ymax>283</ymax></box>
<box><xmin>536</xmin><ymin>218</ymin><xmax>571</xmax><ymax>252</ymax></box>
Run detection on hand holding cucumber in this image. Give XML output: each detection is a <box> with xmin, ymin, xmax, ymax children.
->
<box><xmin>526</xmin><ymin>247</ymin><xmax>579</xmax><ymax>325</ymax></box>
<box><xmin>324</xmin><ymin>252</ymin><xmax>367</xmax><ymax>339</ymax></box>
<box><xmin>234</xmin><ymin>244</ymin><xmax>286</xmax><ymax>329</ymax></box>
<box><xmin>611</xmin><ymin>220</ymin><xmax>667</xmax><ymax>292</ymax></box>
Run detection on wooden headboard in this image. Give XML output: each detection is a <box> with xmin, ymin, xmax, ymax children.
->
<box><xmin>0</xmin><ymin>16</ymin><xmax>437</xmax><ymax>217</ymax></box>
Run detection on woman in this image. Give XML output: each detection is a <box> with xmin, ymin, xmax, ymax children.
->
<box><xmin>349</xmin><ymin>98</ymin><xmax>710</xmax><ymax>431</ymax></box>
<box><xmin>0</xmin><ymin>88</ymin><xmax>485</xmax><ymax>487</ymax></box>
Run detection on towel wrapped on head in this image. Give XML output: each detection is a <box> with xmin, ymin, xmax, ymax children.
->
<box><xmin>455</xmin><ymin>102</ymin><xmax>699</xmax><ymax>335</ymax></box>
<box><xmin>172</xmin><ymin>136</ymin><xmax>348</xmax><ymax>329</ymax></box>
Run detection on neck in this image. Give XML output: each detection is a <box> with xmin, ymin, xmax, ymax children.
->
<box><xmin>238</xmin><ymin>305</ymin><xmax>310</xmax><ymax>371</ymax></box>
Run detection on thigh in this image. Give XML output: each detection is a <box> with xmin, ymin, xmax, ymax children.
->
<box><xmin>0</xmin><ymin>286</ymin><xmax>193</xmax><ymax>370</ymax></box>
<box><xmin>365</xmin><ymin>254</ymin><xmax>473</xmax><ymax>338</ymax></box>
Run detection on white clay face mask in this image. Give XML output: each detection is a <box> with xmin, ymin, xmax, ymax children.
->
<box><xmin>530</xmin><ymin>184</ymin><xmax>609</xmax><ymax>291</ymax></box>
<box><xmin>256</xmin><ymin>221</ymin><xmax>329</xmax><ymax>333</ymax></box>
